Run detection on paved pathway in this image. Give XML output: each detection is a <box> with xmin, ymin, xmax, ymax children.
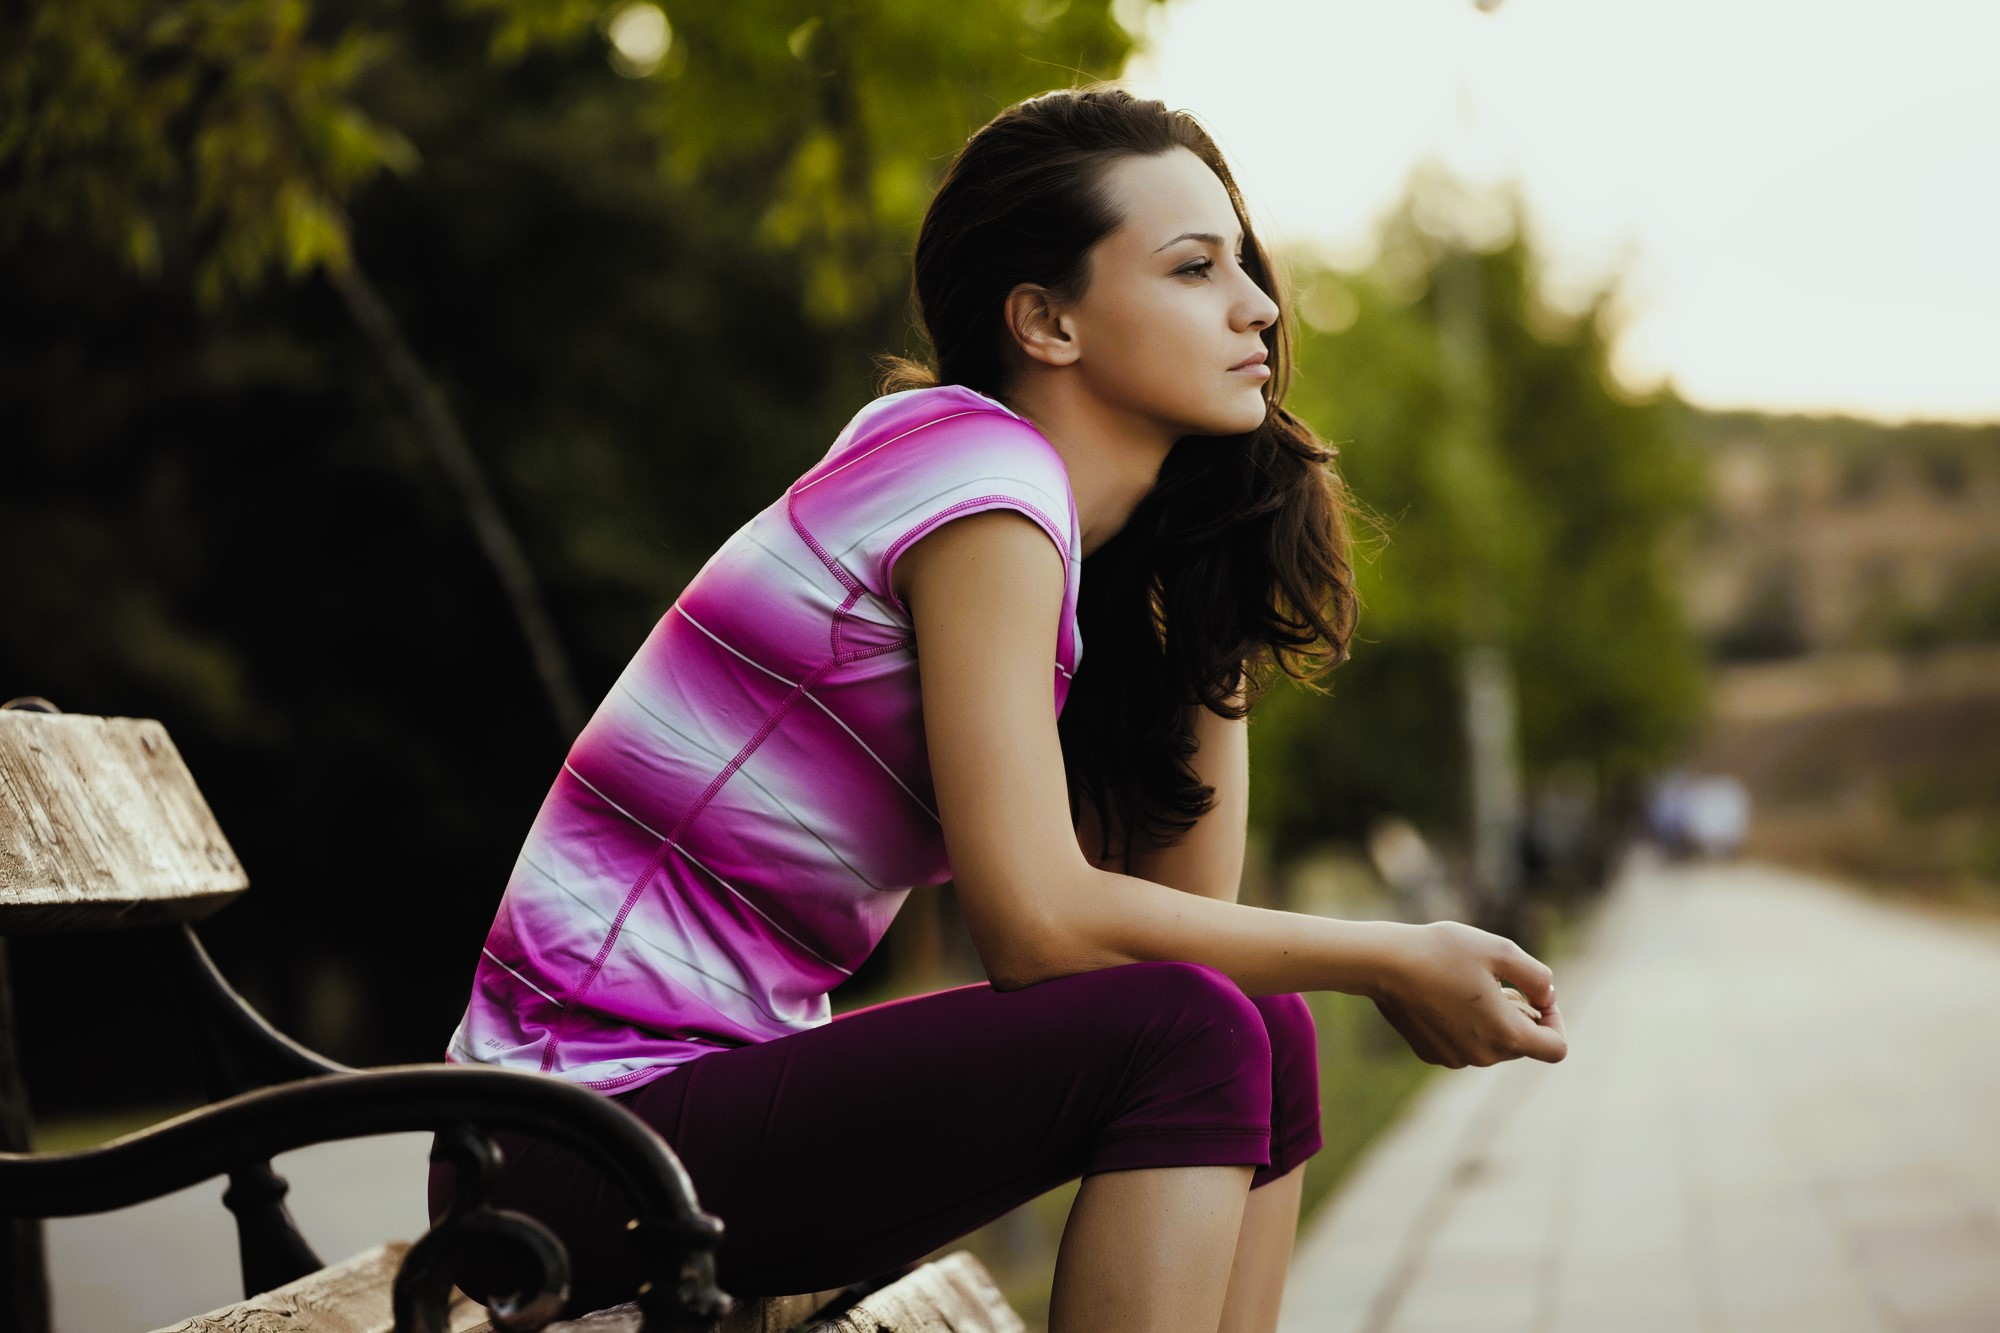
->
<box><xmin>1279</xmin><ymin>854</ymin><xmax>2000</xmax><ymax>1333</ymax></box>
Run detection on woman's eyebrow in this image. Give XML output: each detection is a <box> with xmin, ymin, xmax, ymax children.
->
<box><xmin>1154</xmin><ymin>229</ymin><xmax>1246</xmax><ymax>253</ymax></box>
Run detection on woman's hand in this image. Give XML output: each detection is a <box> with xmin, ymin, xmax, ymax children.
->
<box><xmin>1370</xmin><ymin>920</ymin><xmax>1568</xmax><ymax>1068</ymax></box>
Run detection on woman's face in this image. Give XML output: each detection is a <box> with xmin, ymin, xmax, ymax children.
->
<box><xmin>1057</xmin><ymin>147</ymin><xmax>1281</xmax><ymax>438</ymax></box>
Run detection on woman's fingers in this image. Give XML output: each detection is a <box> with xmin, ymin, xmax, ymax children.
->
<box><xmin>1491</xmin><ymin>980</ymin><xmax>1567</xmax><ymax>1064</ymax></box>
<box><xmin>1380</xmin><ymin>922</ymin><xmax>1570</xmax><ymax>1067</ymax></box>
<box><xmin>1491</xmin><ymin>943</ymin><xmax>1557</xmax><ymax>1011</ymax></box>
<box><xmin>1490</xmin><ymin>943</ymin><xmax>1567</xmax><ymax>1062</ymax></box>
<box><xmin>1505</xmin><ymin>988</ymin><xmax>1568</xmax><ymax>1063</ymax></box>
<box><xmin>1536</xmin><ymin>995</ymin><xmax>1567</xmax><ymax>1042</ymax></box>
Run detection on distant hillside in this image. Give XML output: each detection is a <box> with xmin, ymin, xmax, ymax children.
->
<box><xmin>1669</xmin><ymin>403</ymin><xmax>2000</xmax><ymax>908</ymax></box>
<box><xmin>1669</xmin><ymin>403</ymin><xmax>2000</xmax><ymax>658</ymax></box>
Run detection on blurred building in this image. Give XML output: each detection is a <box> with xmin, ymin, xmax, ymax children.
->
<box><xmin>1681</xmin><ymin>412</ymin><xmax>2000</xmax><ymax>657</ymax></box>
<box><xmin>1671</xmin><ymin>408</ymin><xmax>2000</xmax><ymax>899</ymax></box>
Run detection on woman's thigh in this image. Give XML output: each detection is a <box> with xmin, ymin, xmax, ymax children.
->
<box><xmin>432</xmin><ymin>959</ymin><xmax>1278</xmax><ymax>1311</ymax></box>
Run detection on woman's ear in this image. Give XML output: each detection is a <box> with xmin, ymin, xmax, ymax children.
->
<box><xmin>1004</xmin><ymin>283</ymin><xmax>1081</xmax><ymax>369</ymax></box>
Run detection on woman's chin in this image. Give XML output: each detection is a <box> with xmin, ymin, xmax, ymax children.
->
<box><xmin>1167</xmin><ymin>395</ymin><xmax>1270</xmax><ymax>440</ymax></box>
<box><xmin>1214</xmin><ymin>398</ymin><xmax>1270</xmax><ymax>435</ymax></box>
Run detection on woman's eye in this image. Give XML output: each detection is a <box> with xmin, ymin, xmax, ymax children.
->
<box><xmin>1177</xmin><ymin>255</ymin><xmax>1248</xmax><ymax>280</ymax></box>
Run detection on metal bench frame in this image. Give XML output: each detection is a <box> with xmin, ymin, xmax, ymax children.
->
<box><xmin>0</xmin><ymin>700</ymin><xmax>738</xmax><ymax>1333</ymax></box>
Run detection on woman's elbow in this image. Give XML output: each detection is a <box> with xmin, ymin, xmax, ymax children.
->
<box><xmin>985</xmin><ymin>952</ymin><xmax>1075</xmax><ymax>992</ymax></box>
<box><xmin>978</xmin><ymin>927</ymin><xmax>1064</xmax><ymax>992</ymax></box>
<box><xmin>980</xmin><ymin>908</ymin><xmax>1110</xmax><ymax>991</ymax></box>
<box><xmin>965</xmin><ymin>896</ymin><xmax>1080</xmax><ymax>992</ymax></box>
<box><xmin>983</xmin><ymin>964</ymin><xmax>1041</xmax><ymax>993</ymax></box>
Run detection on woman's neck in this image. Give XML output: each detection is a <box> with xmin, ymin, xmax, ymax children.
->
<box><xmin>1002</xmin><ymin>373</ymin><xmax>1176</xmax><ymax>559</ymax></box>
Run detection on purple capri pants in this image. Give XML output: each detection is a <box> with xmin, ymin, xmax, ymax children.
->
<box><xmin>428</xmin><ymin>959</ymin><xmax>1321</xmax><ymax>1314</ymax></box>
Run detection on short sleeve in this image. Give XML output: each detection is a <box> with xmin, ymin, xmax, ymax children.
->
<box><xmin>789</xmin><ymin>386</ymin><xmax>1077</xmax><ymax>618</ymax></box>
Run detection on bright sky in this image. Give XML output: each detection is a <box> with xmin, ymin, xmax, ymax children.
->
<box><xmin>1117</xmin><ymin>0</ymin><xmax>2000</xmax><ymax>425</ymax></box>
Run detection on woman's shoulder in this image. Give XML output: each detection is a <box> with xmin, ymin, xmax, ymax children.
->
<box><xmin>861</xmin><ymin>380</ymin><xmax>1029</xmax><ymax>425</ymax></box>
<box><xmin>795</xmin><ymin>383</ymin><xmax>1071</xmax><ymax>519</ymax></box>
<box><xmin>786</xmin><ymin>382</ymin><xmax>1078</xmax><ymax>610</ymax></box>
<box><xmin>839</xmin><ymin>382</ymin><xmax>1047</xmax><ymax>459</ymax></box>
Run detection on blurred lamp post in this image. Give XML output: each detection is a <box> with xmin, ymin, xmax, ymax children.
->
<box><xmin>1444</xmin><ymin>0</ymin><xmax>1528</xmax><ymax>940</ymax></box>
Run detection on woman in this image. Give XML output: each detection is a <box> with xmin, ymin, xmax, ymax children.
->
<box><xmin>430</xmin><ymin>83</ymin><xmax>1566</xmax><ymax>1333</ymax></box>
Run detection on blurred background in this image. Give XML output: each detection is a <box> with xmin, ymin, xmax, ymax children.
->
<box><xmin>5</xmin><ymin>0</ymin><xmax>1997</xmax><ymax>1328</ymax></box>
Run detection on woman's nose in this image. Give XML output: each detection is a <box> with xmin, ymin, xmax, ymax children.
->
<box><xmin>1239</xmin><ymin>282</ymin><xmax>1279</xmax><ymax>332</ymax></box>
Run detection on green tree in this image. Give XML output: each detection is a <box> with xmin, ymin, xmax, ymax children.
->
<box><xmin>457</xmin><ymin>0</ymin><xmax>1149</xmax><ymax>337</ymax></box>
<box><xmin>3</xmin><ymin>0</ymin><xmax>591</xmax><ymax>733</ymax></box>
<box><xmin>1254</xmin><ymin>164</ymin><xmax>1708</xmax><ymax>865</ymax></box>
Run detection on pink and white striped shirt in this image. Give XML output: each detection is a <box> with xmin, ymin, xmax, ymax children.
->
<box><xmin>444</xmin><ymin>384</ymin><xmax>1082</xmax><ymax>1091</ymax></box>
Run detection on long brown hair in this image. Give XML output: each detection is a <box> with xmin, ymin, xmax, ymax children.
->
<box><xmin>878</xmin><ymin>84</ymin><xmax>1360</xmax><ymax>866</ymax></box>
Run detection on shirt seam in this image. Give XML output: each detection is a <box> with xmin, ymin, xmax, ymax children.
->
<box><xmin>879</xmin><ymin>493</ymin><xmax>1071</xmax><ymax>622</ymax></box>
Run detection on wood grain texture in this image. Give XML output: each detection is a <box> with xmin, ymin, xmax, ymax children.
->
<box><xmin>153</xmin><ymin>1242</ymin><xmax>486</xmax><ymax>1333</ymax></box>
<box><xmin>801</xmin><ymin>1253</ymin><xmax>1025</xmax><ymax>1333</ymax></box>
<box><xmin>458</xmin><ymin>1284</ymin><xmax>850</xmax><ymax>1333</ymax></box>
<box><xmin>426</xmin><ymin>1252</ymin><xmax>1019</xmax><ymax>1333</ymax></box>
<box><xmin>0</xmin><ymin>713</ymin><xmax>246</xmax><ymax>932</ymax></box>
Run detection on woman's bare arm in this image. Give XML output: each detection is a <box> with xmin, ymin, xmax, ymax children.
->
<box><xmin>901</xmin><ymin>509</ymin><xmax>1565</xmax><ymax>1065</ymax></box>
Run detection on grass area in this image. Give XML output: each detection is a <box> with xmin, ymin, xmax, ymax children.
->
<box><xmin>1294</xmin><ymin>991</ymin><xmax>1439</xmax><ymax>1226</ymax></box>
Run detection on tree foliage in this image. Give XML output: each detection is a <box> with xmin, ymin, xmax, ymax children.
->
<box><xmin>455</xmin><ymin>0</ymin><xmax>1146</xmax><ymax>331</ymax></box>
<box><xmin>1253</xmin><ymin>165</ymin><xmax>1709</xmax><ymax>858</ymax></box>
<box><xmin>1</xmin><ymin>0</ymin><xmax>415</xmax><ymax>301</ymax></box>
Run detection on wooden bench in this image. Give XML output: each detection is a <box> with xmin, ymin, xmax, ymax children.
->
<box><xmin>0</xmin><ymin>703</ymin><xmax>1022</xmax><ymax>1333</ymax></box>
<box><xmin>155</xmin><ymin>1246</ymin><xmax>1019</xmax><ymax>1333</ymax></box>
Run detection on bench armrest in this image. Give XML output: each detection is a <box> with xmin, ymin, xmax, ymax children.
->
<box><xmin>0</xmin><ymin>1065</ymin><xmax>734</xmax><ymax>1333</ymax></box>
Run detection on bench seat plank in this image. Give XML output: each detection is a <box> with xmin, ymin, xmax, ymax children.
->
<box><xmin>801</xmin><ymin>1253</ymin><xmax>1024</xmax><ymax>1333</ymax></box>
<box><xmin>487</xmin><ymin>1252</ymin><xmax>1022</xmax><ymax>1333</ymax></box>
<box><xmin>152</xmin><ymin>1241</ymin><xmax>487</xmax><ymax>1333</ymax></box>
<box><xmin>0</xmin><ymin>713</ymin><xmax>246</xmax><ymax>933</ymax></box>
<box><xmin>458</xmin><ymin>1284</ymin><xmax>849</xmax><ymax>1333</ymax></box>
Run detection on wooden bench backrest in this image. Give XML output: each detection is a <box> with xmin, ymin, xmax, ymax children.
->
<box><xmin>0</xmin><ymin>712</ymin><xmax>246</xmax><ymax>933</ymax></box>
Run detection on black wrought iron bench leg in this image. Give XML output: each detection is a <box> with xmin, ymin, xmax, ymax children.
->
<box><xmin>1</xmin><ymin>939</ymin><xmax>50</xmax><ymax>1333</ymax></box>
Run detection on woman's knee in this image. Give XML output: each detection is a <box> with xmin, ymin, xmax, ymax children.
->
<box><xmin>1100</xmin><ymin>961</ymin><xmax>1273</xmax><ymax>1085</ymax></box>
<box><xmin>1253</xmin><ymin>991</ymin><xmax>1319</xmax><ymax>1082</ymax></box>
<box><xmin>1251</xmin><ymin>992</ymin><xmax>1323</xmax><ymax>1171</ymax></box>
<box><xmin>1075</xmin><ymin>961</ymin><xmax>1274</xmax><ymax>1173</ymax></box>
<box><xmin>1115</xmin><ymin>960</ymin><xmax>1267</xmax><ymax>1033</ymax></box>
